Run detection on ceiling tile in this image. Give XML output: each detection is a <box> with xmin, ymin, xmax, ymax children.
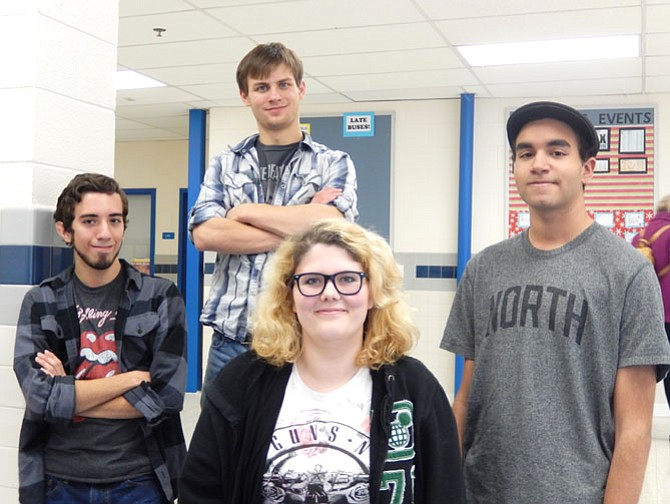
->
<box><xmin>646</xmin><ymin>56</ymin><xmax>670</xmax><ymax>75</ymax></box>
<box><xmin>119</xmin><ymin>0</ymin><xmax>194</xmax><ymax>17</ymax></box>
<box><xmin>116</xmin><ymin>102</ymin><xmax>195</xmax><ymax>119</ymax></box>
<box><xmin>646</xmin><ymin>75</ymin><xmax>670</xmax><ymax>93</ymax></box>
<box><xmin>302</xmin><ymin>92</ymin><xmax>354</xmax><ymax>105</ymax></box>
<box><xmin>434</xmin><ymin>7</ymin><xmax>641</xmax><ymax>45</ymax></box>
<box><xmin>320</xmin><ymin>68</ymin><xmax>479</xmax><ymax>92</ymax></box>
<box><xmin>472</xmin><ymin>59</ymin><xmax>642</xmax><ymax>84</ymax></box>
<box><xmin>190</xmin><ymin>0</ymin><xmax>296</xmax><ymax>7</ymax></box>
<box><xmin>140</xmin><ymin>62</ymin><xmax>236</xmax><ymax>86</ymax></box>
<box><xmin>117</xmin><ymin>86</ymin><xmax>206</xmax><ymax>104</ymax></box>
<box><xmin>486</xmin><ymin>77</ymin><xmax>642</xmax><ymax>97</ymax></box>
<box><xmin>206</xmin><ymin>0</ymin><xmax>425</xmax><ymax>34</ymax></box>
<box><xmin>416</xmin><ymin>0</ymin><xmax>639</xmax><ymax>18</ymax></box>
<box><xmin>119</xmin><ymin>11</ymin><xmax>237</xmax><ymax>45</ymax></box>
<box><xmin>344</xmin><ymin>86</ymin><xmax>469</xmax><ymax>101</ymax></box>
<box><xmin>253</xmin><ymin>23</ymin><xmax>445</xmax><ymax>57</ymax></box>
<box><xmin>178</xmin><ymin>82</ymin><xmax>239</xmax><ymax>101</ymax></box>
<box><xmin>118</xmin><ymin>37</ymin><xmax>254</xmax><ymax>68</ymax></box>
<box><xmin>646</xmin><ymin>33</ymin><xmax>670</xmax><ymax>56</ymax></box>
<box><xmin>646</xmin><ymin>5</ymin><xmax>670</xmax><ymax>33</ymax></box>
<box><xmin>303</xmin><ymin>48</ymin><xmax>463</xmax><ymax>76</ymax></box>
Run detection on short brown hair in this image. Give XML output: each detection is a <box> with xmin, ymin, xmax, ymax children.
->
<box><xmin>54</xmin><ymin>173</ymin><xmax>128</xmax><ymax>233</ymax></box>
<box><xmin>251</xmin><ymin>219</ymin><xmax>417</xmax><ymax>369</ymax></box>
<box><xmin>236</xmin><ymin>42</ymin><xmax>303</xmax><ymax>95</ymax></box>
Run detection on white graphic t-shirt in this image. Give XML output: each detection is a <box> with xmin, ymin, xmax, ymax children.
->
<box><xmin>262</xmin><ymin>366</ymin><xmax>372</xmax><ymax>504</ymax></box>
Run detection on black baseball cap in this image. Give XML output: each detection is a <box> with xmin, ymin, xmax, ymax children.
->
<box><xmin>506</xmin><ymin>101</ymin><xmax>599</xmax><ymax>158</ymax></box>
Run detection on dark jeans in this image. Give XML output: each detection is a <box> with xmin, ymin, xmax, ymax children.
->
<box><xmin>45</xmin><ymin>474</ymin><xmax>167</xmax><ymax>504</ymax></box>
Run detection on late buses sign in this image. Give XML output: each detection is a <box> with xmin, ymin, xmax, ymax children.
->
<box><xmin>343</xmin><ymin>112</ymin><xmax>375</xmax><ymax>137</ymax></box>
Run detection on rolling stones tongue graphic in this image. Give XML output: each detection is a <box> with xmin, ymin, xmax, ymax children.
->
<box><xmin>73</xmin><ymin>331</ymin><xmax>119</xmax><ymax>422</ymax></box>
<box><xmin>76</xmin><ymin>331</ymin><xmax>119</xmax><ymax>379</ymax></box>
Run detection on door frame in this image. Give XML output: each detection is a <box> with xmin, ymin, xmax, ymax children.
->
<box><xmin>123</xmin><ymin>188</ymin><xmax>156</xmax><ymax>276</ymax></box>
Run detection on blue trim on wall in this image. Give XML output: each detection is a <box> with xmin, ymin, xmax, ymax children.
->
<box><xmin>455</xmin><ymin>93</ymin><xmax>476</xmax><ymax>394</ymax></box>
<box><xmin>414</xmin><ymin>265</ymin><xmax>457</xmax><ymax>279</ymax></box>
<box><xmin>186</xmin><ymin>109</ymin><xmax>207</xmax><ymax>392</ymax></box>
<box><xmin>0</xmin><ymin>245</ymin><xmax>73</xmax><ymax>285</ymax></box>
<box><xmin>155</xmin><ymin>263</ymin><xmax>179</xmax><ymax>274</ymax></box>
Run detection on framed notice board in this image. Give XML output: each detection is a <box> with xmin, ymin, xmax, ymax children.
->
<box><xmin>302</xmin><ymin>114</ymin><xmax>392</xmax><ymax>240</ymax></box>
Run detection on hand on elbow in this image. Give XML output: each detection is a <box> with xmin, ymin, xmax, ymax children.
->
<box><xmin>125</xmin><ymin>370</ymin><xmax>151</xmax><ymax>387</ymax></box>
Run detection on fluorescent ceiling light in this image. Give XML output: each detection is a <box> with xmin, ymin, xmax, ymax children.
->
<box><xmin>458</xmin><ymin>35</ymin><xmax>639</xmax><ymax>67</ymax></box>
<box><xmin>115</xmin><ymin>70</ymin><xmax>166</xmax><ymax>90</ymax></box>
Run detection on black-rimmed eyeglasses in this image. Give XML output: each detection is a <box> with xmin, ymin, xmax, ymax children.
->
<box><xmin>292</xmin><ymin>271</ymin><xmax>366</xmax><ymax>297</ymax></box>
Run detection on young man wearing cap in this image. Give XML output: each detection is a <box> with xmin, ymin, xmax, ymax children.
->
<box><xmin>441</xmin><ymin>101</ymin><xmax>670</xmax><ymax>503</ymax></box>
<box><xmin>188</xmin><ymin>42</ymin><xmax>358</xmax><ymax>386</ymax></box>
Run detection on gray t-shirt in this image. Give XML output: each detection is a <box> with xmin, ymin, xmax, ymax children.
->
<box><xmin>441</xmin><ymin>223</ymin><xmax>670</xmax><ymax>504</ymax></box>
<box><xmin>257</xmin><ymin>139</ymin><xmax>300</xmax><ymax>204</ymax></box>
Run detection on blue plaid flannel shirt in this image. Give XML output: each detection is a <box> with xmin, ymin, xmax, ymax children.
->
<box><xmin>188</xmin><ymin>133</ymin><xmax>358</xmax><ymax>340</ymax></box>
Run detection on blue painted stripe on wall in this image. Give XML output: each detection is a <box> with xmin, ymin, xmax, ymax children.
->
<box><xmin>0</xmin><ymin>245</ymin><xmax>73</xmax><ymax>285</ymax></box>
<box><xmin>204</xmin><ymin>262</ymin><xmax>459</xmax><ymax>280</ymax></box>
<box><xmin>155</xmin><ymin>263</ymin><xmax>179</xmax><ymax>274</ymax></box>
<box><xmin>414</xmin><ymin>264</ymin><xmax>457</xmax><ymax>279</ymax></box>
<box><xmin>159</xmin><ymin>261</ymin><xmax>458</xmax><ymax>281</ymax></box>
<box><xmin>0</xmin><ymin>253</ymin><xmax>456</xmax><ymax>286</ymax></box>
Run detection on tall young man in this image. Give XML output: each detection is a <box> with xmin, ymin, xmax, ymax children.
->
<box><xmin>441</xmin><ymin>101</ymin><xmax>670</xmax><ymax>503</ymax></box>
<box><xmin>14</xmin><ymin>173</ymin><xmax>187</xmax><ymax>503</ymax></box>
<box><xmin>189</xmin><ymin>42</ymin><xmax>358</xmax><ymax>385</ymax></box>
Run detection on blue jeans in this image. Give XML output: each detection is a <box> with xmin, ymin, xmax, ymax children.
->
<box><xmin>203</xmin><ymin>332</ymin><xmax>248</xmax><ymax>386</ymax></box>
<box><xmin>200</xmin><ymin>332</ymin><xmax>249</xmax><ymax>408</ymax></box>
<box><xmin>45</xmin><ymin>474</ymin><xmax>167</xmax><ymax>504</ymax></box>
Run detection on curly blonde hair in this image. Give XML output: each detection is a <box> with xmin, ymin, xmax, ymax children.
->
<box><xmin>251</xmin><ymin>219</ymin><xmax>417</xmax><ymax>368</ymax></box>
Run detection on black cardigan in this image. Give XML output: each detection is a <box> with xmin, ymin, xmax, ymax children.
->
<box><xmin>179</xmin><ymin>352</ymin><xmax>465</xmax><ymax>503</ymax></box>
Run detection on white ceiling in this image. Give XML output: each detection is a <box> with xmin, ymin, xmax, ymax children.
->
<box><xmin>116</xmin><ymin>0</ymin><xmax>670</xmax><ymax>142</ymax></box>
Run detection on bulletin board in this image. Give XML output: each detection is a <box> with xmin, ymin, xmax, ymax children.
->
<box><xmin>507</xmin><ymin>106</ymin><xmax>656</xmax><ymax>241</ymax></box>
<box><xmin>302</xmin><ymin>114</ymin><xmax>392</xmax><ymax>240</ymax></box>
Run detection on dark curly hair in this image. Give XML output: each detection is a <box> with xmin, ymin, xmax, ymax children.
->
<box><xmin>53</xmin><ymin>173</ymin><xmax>128</xmax><ymax>234</ymax></box>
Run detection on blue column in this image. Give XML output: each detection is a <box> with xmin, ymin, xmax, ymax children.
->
<box><xmin>455</xmin><ymin>93</ymin><xmax>475</xmax><ymax>394</ymax></box>
<box><xmin>186</xmin><ymin>109</ymin><xmax>206</xmax><ymax>392</ymax></box>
